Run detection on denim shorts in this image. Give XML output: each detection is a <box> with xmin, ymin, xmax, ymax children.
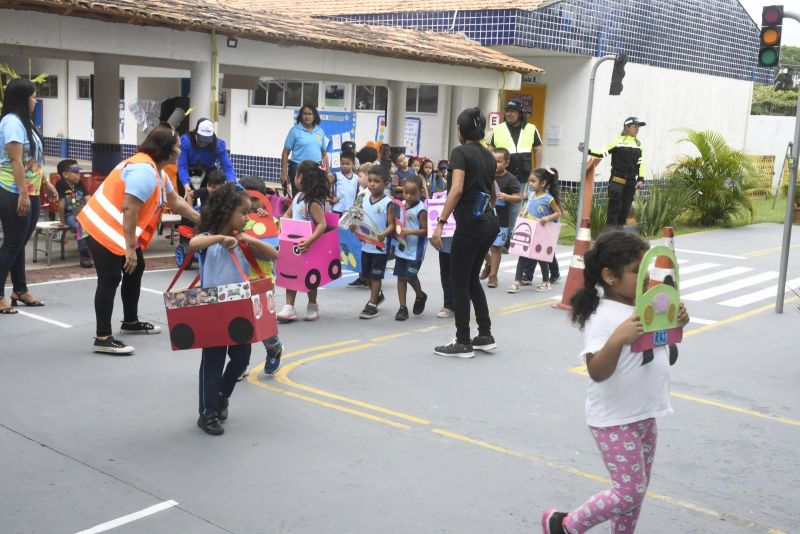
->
<box><xmin>492</xmin><ymin>226</ymin><xmax>509</xmax><ymax>247</ymax></box>
<box><xmin>361</xmin><ymin>251</ymin><xmax>388</xmax><ymax>280</ymax></box>
<box><xmin>393</xmin><ymin>257</ymin><xmax>422</xmax><ymax>279</ymax></box>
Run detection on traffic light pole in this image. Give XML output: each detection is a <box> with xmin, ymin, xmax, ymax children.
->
<box><xmin>776</xmin><ymin>9</ymin><xmax>800</xmax><ymax>313</ymax></box>
<box><xmin>577</xmin><ymin>55</ymin><xmax>616</xmax><ymax>226</ymax></box>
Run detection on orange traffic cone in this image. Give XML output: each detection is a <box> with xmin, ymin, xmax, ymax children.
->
<box><xmin>554</xmin><ymin>217</ymin><xmax>592</xmax><ymax>311</ymax></box>
<box><xmin>648</xmin><ymin>226</ymin><xmax>676</xmax><ymax>289</ymax></box>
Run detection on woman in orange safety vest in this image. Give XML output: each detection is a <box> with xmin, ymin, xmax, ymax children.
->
<box><xmin>78</xmin><ymin>125</ymin><xmax>200</xmax><ymax>355</ymax></box>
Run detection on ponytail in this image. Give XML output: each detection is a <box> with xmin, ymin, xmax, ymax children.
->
<box><xmin>570</xmin><ymin>247</ymin><xmax>602</xmax><ymax>329</ymax></box>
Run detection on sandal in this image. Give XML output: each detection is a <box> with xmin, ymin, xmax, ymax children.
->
<box><xmin>479</xmin><ymin>263</ymin><xmax>491</xmax><ymax>280</ymax></box>
<box><xmin>487</xmin><ymin>276</ymin><xmax>498</xmax><ymax>288</ymax></box>
<box><xmin>506</xmin><ymin>281</ymin><xmax>521</xmax><ymax>294</ymax></box>
<box><xmin>11</xmin><ymin>292</ymin><xmax>45</xmax><ymax>307</ymax></box>
<box><xmin>0</xmin><ymin>298</ymin><xmax>19</xmax><ymax>314</ymax></box>
<box><xmin>535</xmin><ymin>282</ymin><xmax>552</xmax><ymax>292</ymax></box>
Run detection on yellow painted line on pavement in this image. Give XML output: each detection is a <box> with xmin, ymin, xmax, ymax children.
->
<box><xmin>274</xmin><ymin>343</ymin><xmax>431</xmax><ymax>426</ymax></box>
<box><xmin>744</xmin><ymin>242</ymin><xmax>800</xmax><ymax>258</ymax></box>
<box><xmin>281</xmin><ymin>339</ymin><xmax>363</xmax><ymax>362</ymax></box>
<box><xmin>434</xmin><ymin>429</ymin><xmax>785</xmax><ymax>533</ymax></box>
<box><xmin>568</xmin><ymin>297</ymin><xmax>800</xmax><ymax>426</ymax></box>
<box><xmin>370</xmin><ymin>332</ymin><xmax>410</xmax><ymax>342</ymax></box>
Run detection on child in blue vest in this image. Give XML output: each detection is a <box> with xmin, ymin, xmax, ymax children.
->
<box><xmin>352</xmin><ymin>164</ymin><xmax>395</xmax><ymax>319</ymax></box>
<box><xmin>393</xmin><ymin>175</ymin><xmax>428</xmax><ymax>320</ymax></box>
<box><xmin>189</xmin><ymin>183</ymin><xmax>278</xmax><ymax>436</ymax></box>
<box><xmin>507</xmin><ymin>167</ymin><xmax>562</xmax><ymax>293</ymax></box>
<box><xmin>331</xmin><ymin>152</ymin><xmax>359</xmax><ymax>215</ymax></box>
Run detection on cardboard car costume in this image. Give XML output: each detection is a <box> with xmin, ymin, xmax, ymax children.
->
<box><xmin>276</xmin><ymin>211</ymin><xmax>342</xmax><ymax>292</ymax></box>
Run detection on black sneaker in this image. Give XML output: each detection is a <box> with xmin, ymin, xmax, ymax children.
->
<box><xmin>471</xmin><ymin>335</ymin><xmax>498</xmax><ymax>352</ymax></box>
<box><xmin>197</xmin><ymin>414</ymin><xmax>224</xmax><ymax>436</ymax></box>
<box><xmin>359</xmin><ymin>303</ymin><xmax>379</xmax><ymax>319</ymax></box>
<box><xmin>520</xmin><ymin>274</ymin><xmax>533</xmax><ymax>286</ymax></box>
<box><xmin>434</xmin><ymin>340</ymin><xmax>475</xmax><ymax>358</ymax></box>
<box><xmin>395</xmin><ymin>306</ymin><xmax>409</xmax><ymax>321</ymax></box>
<box><xmin>120</xmin><ymin>320</ymin><xmax>162</xmax><ymax>335</ymax></box>
<box><xmin>376</xmin><ymin>290</ymin><xmax>385</xmax><ymax>306</ymax></box>
<box><xmin>216</xmin><ymin>394</ymin><xmax>229</xmax><ymax>421</ymax></box>
<box><xmin>264</xmin><ymin>343</ymin><xmax>284</xmax><ymax>375</ymax></box>
<box><xmin>347</xmin><ymin>278</ymin><xmax>367</xmax><ymax>288</ymax></box>
<box><xmin>412</xmin><ymin>292</ymin><xmax>428</xmax><ymax>315</ymax></box>
<box><xmin>92</xmin><ymin>336</ymin><xmax>134</xmax><ymax>355</ymax></box>
<box><xmin>541</xmin><ymin>509</ymin><xmax>567</xmax><ymax>534</ymax></box>
<box><xmin>549</xmin><ymin>275</ymin><xmax>561</xmax><ymax>284</ymax></box>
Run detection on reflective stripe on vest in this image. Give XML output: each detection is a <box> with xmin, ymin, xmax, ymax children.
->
<box><xmin>492</xmin><ymin>122</ymin><xmax>538</xmax><ymax>155</ymax></box>
<box><xmin>77</xmin><ymin>153</ymin><xmax>165</xmax><ymax>255</ymax></box>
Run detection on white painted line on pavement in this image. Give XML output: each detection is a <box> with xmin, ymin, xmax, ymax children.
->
<box><xmin>675</xmin><ymin>248</ymin><xmax>746</xmax><ymax>260</ymax></box>
<box><xmin>140</xmin><ymin>287</ymin><xmax>163</xmax><ymax>295</ymax></box>
<box><xmin>680</xmin><ymin>267</ymin><xmax>752</xmax><ymax>289</ymax></box>
<box><xmin>12</xmin><ymin>268</ymin><xmax>179</xmax><ymax>289</ymax></box>
<box><xmin>720</xmin><ymin>277</ymin><xmax>800</xmax><ymax>307</ymax></box>
<box><xmin>75</xmin><ymin>500</ymin><xmax>178</xmax><ymax>534</ymax></box>
<box><xmin>16</xmin><ymin>310</ymin><xmax>73</xmax><ymax>328</ymax></box>
<box><xmin>682</xmin><ymin>271</ymin><xmax>780</xmax><ymax>302</ymax></box>
<box><xmin>689</xmin><ymin>317</ymin><xmax>717</xmax><ymax>326</ymax></box>
<box><xmin>677</xmin><ymin>262</ymin><xmax>719</xmax><ymax>275</ymax></box>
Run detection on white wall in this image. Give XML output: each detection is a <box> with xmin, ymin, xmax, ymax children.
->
<box><xmin>227</xmin><ymin>89</ymin><xmax>295</xmax><ymax>157</ymax></box>
<box><xmin>522</xmin><ymin>56</ymin><xmax>754</xmax><ymax>183</ymax></box>
<box><xmin>745</xmin><ymin>115</ymin><xmax>796</xmax><ymax>187</ymax></box>
<box><xmin>354</xmin><ymin>109</ymin><xmax>446</xmax><ymax>160</ymax></box>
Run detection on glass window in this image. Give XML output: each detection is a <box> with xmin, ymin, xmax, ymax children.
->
<box><xmin>33</xmin><ymin>75</ymin><xmax>58</xmax><ymax>98</ymax></box>
<box><xmin>119</xmin><ymin>78</ymin><xmax>125</xmax><ymax>100</ymax></box>
<box><xmin>375</xmin><ymin>85</ymin><xmax>388</xmax><ymax>111</ymax></box>
<box><xmin>267</xmin><ymin>81</ymin><xmax>284</xmax><ymax>107</ymax></box>
<box><xmin>302</xmin><ymin>82</ymin><xmax>318</xmax><ymax>107</ymax></box>
<box><xmin>252</xmin><ymin>83</ymin><xmax>267</xmax><ymax>106</ymax></box>
<box><xmin>355</xmin><ymin>85</ymin><xmax>374</xmax><ymax>110</ymax></box>
<box><xmin>285</xmin><ymin>81</ymin><xmax>302</xmax><ymax>107</ymax></box>
<box><xmin>406</xmin><ymin>86</ymin><xmax>418</xmax><ymax>112</ymax></box>
<box><xmin>418</xmin><ymin>84</ymin><xmax>438</xmax><ymax>113</ymax></box>
<box><xmin>324</xmin><ymin>83</ymin><xmax>345</xmax><ymax>108</ymax></box>
<box><xmin>77</xmin><ymin>77</ymin><xmax>91</xmax><ymax>99</ymax></box>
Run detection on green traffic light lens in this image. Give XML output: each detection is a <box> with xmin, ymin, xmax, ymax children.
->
<box><xmin>759</xmin><ymin>48</ymin><xmax>779</xmax><ymax>67</ymax></box>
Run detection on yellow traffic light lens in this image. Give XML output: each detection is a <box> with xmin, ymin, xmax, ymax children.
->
<box><xmin>762</xmin><ymin>28</ymin><xmax>780</xmax><ymax>46</ymax></box>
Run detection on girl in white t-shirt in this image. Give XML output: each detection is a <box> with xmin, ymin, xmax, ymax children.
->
<box><xmin>541</xmin><ymin>231</ymin><xmax>689</xmax><ymax>534</ymax></box>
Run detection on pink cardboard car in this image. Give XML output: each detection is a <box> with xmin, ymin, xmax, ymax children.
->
<box><xmin>508</xmin><ymin>218</ymin><xmax>561</xmax><ymax>262</ymax></box>
<box><xmin>276</xmin><ymin>211</ymin><xmax>342</xmax><ymax>292</ymax></box>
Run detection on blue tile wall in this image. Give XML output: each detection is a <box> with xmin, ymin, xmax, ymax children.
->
<box><xmin>328</xmin><ymin>0</ymin><xmax>771</xmax><ymax>83</ymax></box>
<box><xmin>42</xmin><ymin>136</ymin><xmax>61</xmax><ymax>157</ymax></box>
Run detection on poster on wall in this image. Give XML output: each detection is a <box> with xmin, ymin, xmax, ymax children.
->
<box><xmin>294</xmin><ymin>109</ymin><xmax>355</xmax><ymax>174</ymax></box>
<box><xmin>375</xmin><ymin>116</ymin><xmax>421</xmax><ymax>156</ymax></box>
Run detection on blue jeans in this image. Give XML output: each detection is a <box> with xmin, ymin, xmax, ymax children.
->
<box><xmin>199</xmin><ymin>344</ymin><xmax>251</xmax><ymax>416</ymax></box>
<box><xmin>0</xmin><ymin>188</ymin><xmax>40</xmax><ymax>299</ymax></box>
<box><xmin>64</xmin><ymin>212</ymin><xmax>90</xmax><ymax>255</ymax></box>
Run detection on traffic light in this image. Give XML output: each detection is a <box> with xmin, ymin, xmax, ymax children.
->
<box><xmin>759</xmin><ymin>5</ymin><xmax>783</xmax><ymax>68</ymax></box>
<box><xmin>609</xmin><ymin>53</ymin><xmax>628</xmax><ymax>96</ymax></box>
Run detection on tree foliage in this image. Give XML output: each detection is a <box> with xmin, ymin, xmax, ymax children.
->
<box><xmin>0</xmin><ymin>63</ymin><xmax>49</xmax><ymax>114</ymax></box>
<box><xmin>667</xmin><ymin>129</ymin><xmax>756</xmax><ymax>227</ymax></box>
<box><xmin>752</xmin><ymin>45</ymin><xmax>800</xmax><ymax>116</ymax></box>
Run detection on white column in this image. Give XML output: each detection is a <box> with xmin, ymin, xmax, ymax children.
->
<box><xmin>449</xmin><ymin>86</ymin><xmax>479</xmax><ymax>149</ymax></box>
<box><xmin>479</xmin><ymin>88</ymin><xmax>500</xmax><ymax>117</ymax></box>
<box><xmin>386</xmin><ymin>81</ymin><xmax>407</xmax><ymax>152</ymax></box>
<box><xmin>191</xmin><ymin>61</ymin><xmax>213</xmax><ymax>120</ymax></box>
<box><xmin>438</xmin><ymin>85</ymin><xmax>453</xmax><ymax>158</ymax></box>
<box><xmin>92</xmin><ymin>56</ymin><xmax>120</xmax><ymax>144</ymax></box>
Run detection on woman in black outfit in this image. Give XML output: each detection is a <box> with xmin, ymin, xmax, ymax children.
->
<box><xmin>430</xmin><ymin>108</ymin><xmax>499</xmax><ymax>358</ymax></box>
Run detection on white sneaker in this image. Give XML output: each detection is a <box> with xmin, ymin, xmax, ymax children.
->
<box><xmin>436</xmin><ymin>307</ymin><xmax>454</xmax><ymax>318</ymax></box>
<box><xmin>276</xmin><ymin>304</ymin><xmax>298</xmax><ymax>323</ymax></box>
<box><xmin>535</xmin><ymin>282</ymin><xmax>552</xmax><ymax>292</ymax></box>
<box><xmin>303</xmin><ymin>303</ymin><xmax>319</xmax><ymax>321</ymax></box>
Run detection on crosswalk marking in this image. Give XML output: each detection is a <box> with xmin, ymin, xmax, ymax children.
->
<box><xmin>680</xmin><ymin>267</ymin><xmax>753</xmax><ymax>289</ymax></box>
<box><xmin>678</xmin><ymin>262</ymin><xmax>719</xmax><ymax>275</ymax></box>
<box><xmin>720</xmin><ymin>277</ymin><xmax>800</xmax><ymax>307</ymax></box>
<box><xmin>682</xmin><ymin>271</ymin><xmax>779</xmax><ymax>302</ymax></box>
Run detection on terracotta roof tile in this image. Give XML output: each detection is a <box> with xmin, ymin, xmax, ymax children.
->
<box><xmin>3</xmin><ymin>0</ymin><xmax>541</xmax><ymax>74</ymax></box>
<box><xmin>225</xmin><ymin>0</ymin><xmax>552</xmax><ymax>15</ymax></box>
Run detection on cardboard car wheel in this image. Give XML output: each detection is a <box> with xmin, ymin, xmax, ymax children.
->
<box><xmin>228</xmin><ymin>317</ymin><xmax>254</xmax><ymax>345</ymax></box>
<box><xmin>668</xmin><ymin>303</ymin><xmax>676</xmax><ymax>322</ymax></box>
<box><xmin>328</xmin><ymin>258</ymin><xmax>341</xmax><ymax>280</ymax></box>
<box><xmin>170</xmin><ymin>323</ymin><xmax>195</xmax><ymax>350</ymax></box>
<box><xmin>644</xmin><ymin>304</ymin><xmax>654</xmax><ymax>325</ymax></box>
<box><xmin>305</xmin><ymin>268</ymin><xmax>321</xmax><ymax>290</ymax></box>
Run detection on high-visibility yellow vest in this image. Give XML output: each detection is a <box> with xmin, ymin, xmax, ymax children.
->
<box><xmin>491</xmin><ymin>122</ymin><xmax>540</xmax><ymax>154</ymax></box>
<box><xmin>77</xmin><ymin>153</ymin><xmax>168</xmax><ymax>255</ymax></box>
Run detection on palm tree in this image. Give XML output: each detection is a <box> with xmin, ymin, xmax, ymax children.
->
<box><xmin>668</xmin><ymin>129</ymin><xmax>755</xmax><ymax>227</ymax></box>
<box><xmin>0</xmin><ymin>62</ymin><xmax>48</xmax><ymax>113</ymax></box>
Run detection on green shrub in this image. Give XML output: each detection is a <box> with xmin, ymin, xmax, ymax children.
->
<box><xmin>561</xmin><ymin>190</ymin><xmax>608</xmax><ymax>239</ymax></box>
<box><xmin>634</xmin><ymin>177</ymin><xmax>697</xmax><ymax>238</ymax></box>
<box><xmin>668</xmin><ymin>129</ymin><xmax>755</xmax><ymax>227</ymax></box>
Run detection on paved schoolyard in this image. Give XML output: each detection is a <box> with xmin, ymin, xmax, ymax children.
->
<box><xmin>1</xmin><ymin>223</ymin><xmax>798</xmax><ymax>534</ymax></box>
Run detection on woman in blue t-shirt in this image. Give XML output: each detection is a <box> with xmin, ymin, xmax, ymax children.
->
<box><xmin>0</xmin><ymin>78</ymin><xmax>58</xmax><ymax>314</ymax></box>
<box><xmin>280</xmin><ymin>105</ymin><xmax>330</xmax><ymax>197</ymax></box>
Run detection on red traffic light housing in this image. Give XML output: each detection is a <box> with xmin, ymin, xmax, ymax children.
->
<box><xmin>609</xmin><ymin>53</ymin><xmax>628</xmax><ymax>96</ymax></box>
<box><xmin>759</xmin><ymin>5</ymin><xmax>783</xmax><ymax>68</ymax></box>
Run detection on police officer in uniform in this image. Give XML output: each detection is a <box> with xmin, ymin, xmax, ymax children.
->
<box><xmin>585</xmin><ymin>116</ymin><xmax>647</xmax><ymax>227</ymax></box>
<box><xmin>487</xmin><ymin>100</ymin><xmax>542</xmax><ymax>182</ymax></box>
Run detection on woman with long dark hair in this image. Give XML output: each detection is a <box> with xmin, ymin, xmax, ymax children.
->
<box><xmin>0</xmin><ymin>78</ymin><xmax>58</xmax><ymax>314</ymax></box>
<box><xmin>280</xmin><ymin>105</ymin><xmax>330</xmax><ymax>196</ymax></box>
<box><xmin>430</xmin><ymin>107</ymin><xmax>499</xmax><ymax>357</ymax></box>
